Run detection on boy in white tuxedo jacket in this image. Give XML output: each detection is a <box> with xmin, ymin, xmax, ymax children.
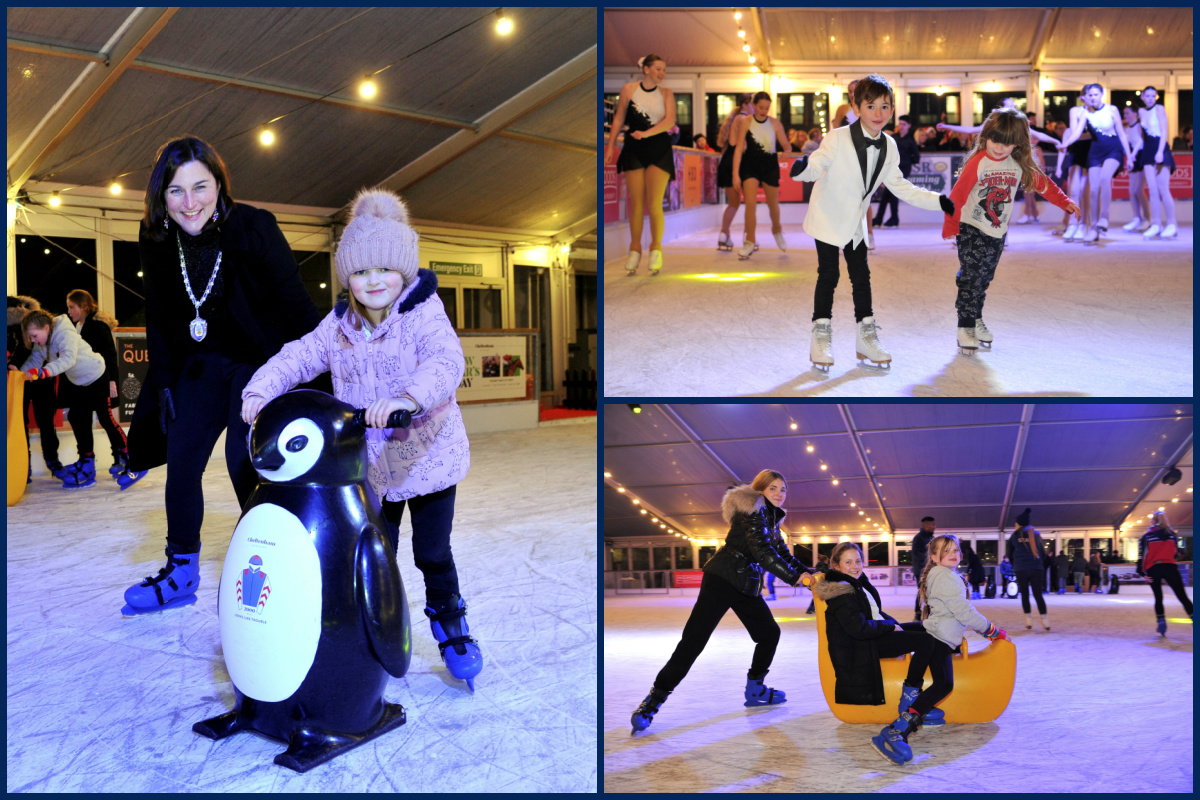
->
<box><xmin>790</xmin><ymin>74</ymin><xmax>955</xmax><ymax>371</ymax></box>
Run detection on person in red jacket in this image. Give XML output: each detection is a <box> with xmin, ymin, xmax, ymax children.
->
<box><xmin>1138</xmin><ymin>510</ymin><xmax>1193</xmax><ymax>637</ymax></box>
<box><xmin>942</xmin><ymin>107</ymin><xmax>1079</xmax><ymax>356</ymax></box>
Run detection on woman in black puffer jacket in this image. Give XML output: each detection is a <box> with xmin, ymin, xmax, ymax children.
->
<box><xmin>629</xmin><ymin>469</ymin><xmax>810</xmax><ymax>736</ymax></box>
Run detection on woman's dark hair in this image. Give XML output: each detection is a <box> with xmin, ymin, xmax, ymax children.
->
<box><xmin>142</xmin><ymin>136</ymin><xmax>234</xmax><ymax>242</ymax></box>
<box><xmin>66</xmin><ymin>289</ymin><xmax>118</xmax><ymax>328</ymax></box>
<box><xmin>752</xmin><ymin>91</ymin><xmax>771</xmax><ymax>106</ymax></box>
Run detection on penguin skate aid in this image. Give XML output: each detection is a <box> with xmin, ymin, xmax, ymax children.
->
<box><xmin>193</xmin><ymin>390</ymin><xmax>413</xmax><ymax>772</ymax></box>
<box><xmin>239</xmin><ymin>187</ymin><xmax>482</xmax><ymax>691</ymax></box>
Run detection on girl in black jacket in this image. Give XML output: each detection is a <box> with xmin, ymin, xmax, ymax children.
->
<box><xmin>814</xmin><ymin>542</ymin><xmax>948</xmax><ymax>765</ymax></box>
<box><xmin>630</xmin><ymin>469</ymin><xmax>810</xmax><ymax>736</ymax></box>
<box><xmin>65</xmin><ymin>290</ymin><xmax>142</xmax><ymax>487</ymax></box>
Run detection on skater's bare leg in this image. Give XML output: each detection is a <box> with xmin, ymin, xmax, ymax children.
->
<box><xmin>764</xmin><ymin>185</ymin><xmax>782</xmax><ymax>235</ymax></box>
<box><xmin>721</xmin><ymin>187</ymin><xmax>741</xmax><ymax>238</ymax></box>
<box><xmin>742</xmin><ymin>178</ymin><xmax>761</xmax><ymax>245</ymax></box>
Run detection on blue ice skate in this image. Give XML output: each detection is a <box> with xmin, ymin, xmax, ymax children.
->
<box><xmin>871</xmin><ymin>713</ymin><xmax>916</xmax><ymax>765</ymax></box>
<box><xmin>631</xmin><ymin>686</ymin><xmax>670</xmax><ymax>735</ymax></box>
<box><xmin>122</xmin><ymin>547</ymin><xmax>201</xmax><ymax>615</ymax></box>
<box><xmin>744</xmin><ymin>672</ymin><xmax>787</xmax><ymax>707</ymax></box>
<box><xmin>899</xmin><ymin>684</ymin><xmax>944</xmax><ymax>727</ymax></box>
<box><xmin>424</xmin><ymin>595</ymin><xmax>483</xmax><ymax>691</ymax></box>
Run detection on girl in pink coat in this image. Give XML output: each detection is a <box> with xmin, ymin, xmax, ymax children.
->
<box><xmin>241</xmin><ymin>188</ymin><xmax>481</xmax><ymax>689</ymax></box>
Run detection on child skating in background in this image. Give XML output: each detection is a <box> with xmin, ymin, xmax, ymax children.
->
<box><xmin>241</xmin><ymin>188</ymin><xmax>481</xmax><ymax>690</ymax></box>
<box><xmin>872</xmin><ymin>534</ymin><xmax>1008</xmax><ymax>765</ymax></box>
<box><xmin>942</xmin><ymin>107</ymin><xmax>1079</xmax><ymax>356</ymax></box>
<box><xmin>790</xmin><ymin>74</ymin><xmax>953</xmax><ymax>372</ymax></box>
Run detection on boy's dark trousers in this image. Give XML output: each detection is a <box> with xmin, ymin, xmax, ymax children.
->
<box><xmin>813</xmin><ymin>238</ymin><xmax>872</xmax><ymax>322</ymax></box>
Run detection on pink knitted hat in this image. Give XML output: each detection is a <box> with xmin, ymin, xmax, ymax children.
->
<box><xmin>335</xmin><ymin>188</ymin><xmax>419</xmax><ymax>287</ymax></box>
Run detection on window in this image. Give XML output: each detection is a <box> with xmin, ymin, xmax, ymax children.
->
<box><xmin>15</xmin><ymin>235</ymin><xmax>97</xmax><ymax>313</ymax></box>
<box><xmin>1089</xmin><ymin>538</ymin><xmax>1112</xmax><ymax>559</ymax></box>
<box><xmin>462</xmin><ymin>287</ymin><xmax>502</xmax><ymax>329</ymax></box>
<box><xmin>653</xmin><ymin>547</ymin><xmax>672</xmax><ymax>570</ymax></box>
<box><xmin>1178</xmin><ymin>534</ymin><xmax>1192</xmax><ymax>562</ymax></box>
<box><xmin>630</xmin><ymin>548</ymin><xmax>650</xmax><ymax>571</ymax></box>
<box><xmin>976</xmin><ymin>540</ymin><xmax>998</xmax><ymax>565</ymax></box>
<box><xmin>974</xmin><ymin>92</ymin><xmax>1025</xmax><ymax>124</ymax></box>
<box><xmin>436</xmin><ymin>288</ymin><xmax>458</xmax><ymax>328</ymax></box>
<box><xmin>610</xmin><ymin>547</ymin><xmax>628</xmax><ymax>571</ymax></box>
<box><xmin>698</xmin><ymin>546</ymin><xmax>717</xmax><ymax>567</ymax></box>
<box><xmin>514</xmin><ymin>265</ymin><xmax>550</xmax><ymax>392</ymax></box>
<box><xmin>867</xmin><ymin>541</ymin><xmax>889</xmax><ymax>566</ymax></box>
<box><xmin>896</xmin><ymin>547</ymin><xmax>913</xmax><ymax>567</ymax></box>
<box><xmin>794</xmin><ymin>542</ymin><xmax>814</xmax><ymax>566</ymax></box>
<box><xmin>777</xmin><ymin>93</ymin><xmax>831</xmax><ymax>135</ymax></box>
<box><xmin>292</xmin><ymin>250</ymin><xmax>334</xmax><ymax>317</ymax></box>
<box><xmin>113</xmin><ymin>240</ymin><xmax>146</xmax><ymax>327</ymax></box>
<box><xmin>817</xmin><ymin>542</ymin><xmax>835</xmax><ymax>563</ymax></box>
<box><xmin>675</xmin><ymin>546</ymin><xmax>693</xmax><ymax>569</ymax></box>
<box><xmin>674</xmin><ymin>94</ymin><xmax>693</xmax><ymax>148</ymax></box>
<box><xmin>907</xmin><ymin>93</ymin><xmax>961</xmax><ymax>127</ymax></box>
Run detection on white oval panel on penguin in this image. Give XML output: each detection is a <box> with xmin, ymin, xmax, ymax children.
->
<box><xmin>220</xmin><ymin>503</ymin><xmax>323</xmax><ymax>702</ymax></box>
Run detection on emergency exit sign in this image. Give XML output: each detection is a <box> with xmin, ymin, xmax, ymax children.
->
<box><xmin>430</xmin><ymin>261</ymin><xmax>483</xmax><ymax>277</ymax></box>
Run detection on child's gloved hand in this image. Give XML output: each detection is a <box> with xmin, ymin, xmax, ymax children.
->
<box><xmin>789</xmin><ymin>155</ymin><xmax>809</xmax><ymax>179</ymax></box>
<box><xmin>938</xmin><ymin>195</ymin><xmax>955</xmax><ymax>216</ymax></box>
<box><xmin>983</xmin><ymin>622</ymin><xmax>1008</xmax><ymax>642</ymax></box>
<box><xmin>24</xmin><ymin>367</ymin><xmax>48</xmax><ymax>381</ymax></box>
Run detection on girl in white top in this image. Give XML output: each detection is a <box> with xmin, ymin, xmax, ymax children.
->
<box><xmin>1137</xmin><ymin>86</ymin><xmax>1178</xmax><ymax>239</ymax></box>
<box><xmin>1120</xmin><ymin>106</ymin><xmax>1151</xmax><ymax>232</ymax></box>
<box><xmin>1057</xmin><ymin>84</ymin><xmax>1133</xmax><ymax>244</ymax></box>
<box><xmin>605</xmin><ymin>54</ymin><xmax>676</xmax><ymax>276</ymax></box>
<box><xmin>731</xmin><ymin>92</ymin><xmax>791</xmax><ymax>258</ymax></box>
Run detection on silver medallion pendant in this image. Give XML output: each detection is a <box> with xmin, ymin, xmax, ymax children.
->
<box><xmin>190</xmin><ymin>317</ymin><xmax>208</xmax><ymax>342</ymax></box>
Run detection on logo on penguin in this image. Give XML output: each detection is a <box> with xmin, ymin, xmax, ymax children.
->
<box><xmin>236</xmin><ymin>554</ymin><xmax>272</xmax><ymax>614</ymax></box>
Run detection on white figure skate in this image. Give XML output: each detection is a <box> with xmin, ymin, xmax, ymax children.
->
<box><xmin>648</xmin><ymin>249</ymin><xmax>663</xmax><ymax>275</ymax></box>
<box><xmin>625</xmin><ymin>251</ymin><xmax>640</xmax><ymax>275</ymax></box>
<box><xmin>810</xmin><ymin>319</ymin><xmax>834</xmax><ymax>373</ymax></box>
<box><xmin>717</xmin><ymin>232</ymin><xmax>734</xmax><ymax>251</ymax></box>
<box><xmin>975</xmin><ymin>318</ymin><xmax>993</xmax><ymax>349</ymax></box>
<box><xmin>1160</xmin><ymin>223</ymin><xmax>1178</xmax><ymax>239</ymax></box>
<box><xmin>774</xmin><ymin>232</ymin><xmax>787</xmax><ymax>252</ymax></box>
<box><xmin>1142</xmin><ymin>224</ymin><xmax>1161</xmax><ymax>239</ymax></box>
<box><xmin>1082</xmin><ymin>225</ymin><xmax>1099</xmax><ymax>244</ymax></box>
<box><xmin>738</xmin><ymin>241</ymin><xmax>755</xmax><ymax>260</ymax></box>
<box><xmin>1122</xmin><ymin>217</ymin><xmax>1143</xmax><ymax>232</ymax></box>
<box><xmin>856</xmin><ymin>317</ymin><xmax>891</xmax><ymax>369</ymax></box>
<box><xmin>957</xmin><ymin>326</ymin><xmax>979</xmax><ymax>357</ymax></box>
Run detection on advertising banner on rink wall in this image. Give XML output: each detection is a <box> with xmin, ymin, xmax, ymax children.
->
<box><xmin>458</xmin><ymin>334</ymin><xmax>530</xmax><ymax>403</ymax></box>
<box><xmin>674</xmin><ymin>570</ymin><xmax>704</xmax><ymax>588</ymax></box>
<box><xmin>114</xmin><ymin>331</ymin><xmax>149</xmax><ymax>424</ymax></box>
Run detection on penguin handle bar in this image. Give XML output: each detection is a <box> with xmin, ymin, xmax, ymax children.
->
<box><xmin>353</xmin><ymin>408</ymin><xmax>413</xmax><ymax>429</ymax></box>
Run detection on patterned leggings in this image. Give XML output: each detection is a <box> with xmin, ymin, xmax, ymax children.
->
<box><xmin>954</xmin><ymin>223</ymin><xmax>1007</xmax><ymax>327</ymax></box>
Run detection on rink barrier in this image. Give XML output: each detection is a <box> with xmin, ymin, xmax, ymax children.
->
<box><xmin>8</xmin><ymin>371</ymin><xmax>29</xmax><ymax>506</ymax></box>
<box><xmin>812</xmin><ymin>573</ymin><xmax>1016</xmax><ymax>724</ymax></box>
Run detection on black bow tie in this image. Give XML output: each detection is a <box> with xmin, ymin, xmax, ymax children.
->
<box><xmin>863</xmin><ymin>136</ymin><xmax>883</xmax><ymax>149</ymax></box>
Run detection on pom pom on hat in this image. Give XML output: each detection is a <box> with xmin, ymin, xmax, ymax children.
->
<box><xmin>1016</xmin><ymin>507</ymin><xmax>1031</xmax><ymax>527</ymax></box>
<box><xmin>335</xmin><ymin>188</ymin><xmax>419</xmax><ymax>288</ymax></box>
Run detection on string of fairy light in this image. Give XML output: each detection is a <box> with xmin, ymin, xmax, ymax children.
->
<box><xmin>731</xmin><ymin>10</ymin><xmax>760</xmax><ymax>74</ymax></box>
<box><xmin>606</xmin><ymin>414</ymin><xmax>893</xmax><ymax>547</ymax></box>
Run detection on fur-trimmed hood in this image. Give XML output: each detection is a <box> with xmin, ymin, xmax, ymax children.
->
<box><xmin>721</xmin><ymin>483</ymin><xmax>786</xmax><ymax>525</ymax></box>
<box><xmin>7</xmin><ymin>295</ymin><xmax>40</xmax><ymax>328</ymax></box>
<box><xmin>813</xmin><ymin>576</ymin><xmax>856</xmax><ymax>601</ymax></box>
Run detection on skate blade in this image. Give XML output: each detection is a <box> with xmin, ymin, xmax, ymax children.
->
<box><xmin>625</xmin><ymin>269</ymin><xmax>637</xmax><ymax>276</ymax></box>
<box><xmin>649</xmin><ymin>270</ymin><xmax>660</xmax><ymax>276</ymax></box>
<box><xmin>121</xmin><ymin>594</ymin><xmax>198</xmax><ymax>617</ymax></box>
<box><xmin>856</xmin><ymin>354</ymin><xmax>891</xmax><ymax>369</ymax></box>
<box><xmin>870</xmin><ymin>739</ymin><xmax>910</xmax><ymax>766</ymax></box>
<box><xmin>958</xmin><ymin>347</ymin><xmax>978</xmax><ymax>357</ymax></box>
<box><xmin>737</xmin><ymin>255</ymin><xmax>752</xmax><ymax>261</ymax></box>
<box><xmin>977</xmin><ymin>341</ymin><xmax>992</xmax><ymax>349</ymax></box>
<box><xmin>811</xmin><ymin>362</ymin><xmax>832</xmax><ymax>373</ymax></box>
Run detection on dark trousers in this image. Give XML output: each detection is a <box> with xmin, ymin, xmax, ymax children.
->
<box><xmin>954</xmin><ymin>223</ymin><xmax>1006</xmax><ymax>326</ymax></box>
<box><xmin>1016</xmin><ymin>569</ymin><xmax>1047</xmax><ymax>614</ymax></box>
<box><xmin>165</xmin><ymin>352</ymin><xmax>259</xmax><ymax>553</ymax></box>
<box><xmin>31</xmin><ymin>374</ymin><xmax>127</xmax><ymax>465</ymax></box>
<box><xmin>1147</xmin><ymin>563</ymin><xmax>1193</xmax><ymax>617</ymax></box>
<box><xmin>382</xmin><ymin>485</ymin><xmax>460</xmax><ymax>606</ymax></box>
<box><xmin>813</xmin><ymin>238</ymin><xmax>872</xmax><ymax>322</ymax></box>
<box><xmin>654</xmin><ymin>572</ymin><xmax>780</xmax><ymax>692</ymax></box>
<box><xmin>870</xmin><ymin>624</ymin><xmax>955</xmax><ymax>718</ymax></box>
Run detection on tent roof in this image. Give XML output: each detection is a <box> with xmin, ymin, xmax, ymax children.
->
<box><xmin>604</xmin><ymin>7</ymin><xmax>1193</xmax><ymax>70</ymax></box>
<box><xmin>9</xmin><ymin>7</ymin><xmax>596</xmax><ymax>241</ymax></box>
<box><xmin>604</xmin><ymin>404</ymin><xmax>1194</xmax><ymax>540</ymax></box>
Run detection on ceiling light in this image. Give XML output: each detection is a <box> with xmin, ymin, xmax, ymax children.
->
<box><xmin>640</xmin><ymin>509</ymin><xmax>647</xmax><ymax>514</ymax></box>
<box><xmin>319</xmin><ymin>282</ymin><xmax>327</xmax><ymax>289</ymax></box>
<box><xmin>734</xmin><ymin>11</ymin><xmax>742</xmax><ymax>20</ymax></box>
<box><xmin>76</xmin><ymin>259</ymin><xmax>81</xmax><ymax>264</ymax></box>
<box><xmin>651</xmin><ymin>517</ymin><xmax>658</xmax><ymax>522</ymax></box>
<box><xmin>137</xmin><ymin>271</ymin><xmax>144</xmax><ymax>277</ymax></box>
<box><xmin>820</xmin><ymin>464</ymin><xmax>827</xmax><ymax>471</ymax></box>
<box><xmin>44</xmin><ymin>248</ymin><xmax>50</xmax><ymax>254</ymax></box>
<box><xmin>807</xmin><ymin>444</ymin><xmax>814</xmax><ymax>452</ymax></box>
<box><xmin>109</xmin><ymin>183</ymin><xmax>122</xmax><ymax>195</ymax></box>
<box><xmin>495</xmin><ymin>9</ymin><xmax>513</xmax><ymax>35</ymax></box>
<box><xmin>790</xmin><ymin>423</ymin><xmax>798</xmax><ymax>430</ymax></box>
<box><xmin>660</xmin><ymin>524</ymin><xmax>667</xmax><ymax>529</ymax></box>
<box><xmin>832</xmin><ymin>479</ymin><xmax>839</xmax><ymax>485</ymax></box>
<box><xmin>850</xmin><ymin>502</ymin><xmax>856</xmax><ymax>507</ymax></box>
<box><xmin>49</xmin><ymin>192</ymin><xmax>61</xmax><ymax>207</ymax></box>
<box><xmin>738</xmin><ymin>28</ymin><xmax>746</xmax><ymax>39</ymax></box>
<box><xmin>628</xmin><ymin>404</ymin><xmax>642</xmax><ymax>414</ymax></box>
<box><xmin>743</xmin><ymin>43</ymin><xmax>751</xmax><ymax>52</ymax></box>
<box><xmin>359</xmin><ymin>78</ymin><xmax>377</xmax><ymax>99</ymax></box>
<box><xmin>604</xmin><ymin>472</ymin><xmax>611</xmax><ymax>478</ymax></box>
<box><xmin>748</xmin><ymin>56</ymin><xmax>756</xmax><ymax>63</ymax></box>
<box><xmin>260</xmin><ymin>129</ymin><xmax>275</xmax><ymax>146</ymax></box>
<box><xmin>859</xmin><ymin>510</ymin><xmax>864</xmax><ymax>515</ymax></box>
<box><xmin>1173</xmin><ymin>498</ymin><xmax>1180</xmax><ymax>503</ymax></box>
<box><xmin>632</xmin><ymin>499</ymin><xmax>639</xmax><ymax>505</ymax></box>
<box><xmin>617</xmin><ymin>487</ymin><xmax>625</xmax><ymax>493</ymax></box>
<box><xmin>750</xmin><ymin>66</ymin><xmax>759</xmax><ymax>73</ymax></box>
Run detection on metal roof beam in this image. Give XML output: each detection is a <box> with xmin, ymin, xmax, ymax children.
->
<box><xmin>998</xmin><ymin>404</ymin><xmax>1034</xmax><ymax>531</ymax></box>
<box><xmin>1032</xmin><ymin>8</ymin><xmax>1062</xmax><ymax>71</ymax></box>
<box><xmin>378</xmin><ymin>46</ymin><xmax>596</xmax><ymax>195</ymax></box>
<box><xmin>837</xmin><ymin>405</ymin><xmax>894</xmax><ymax>532</ymax></box>
<box><xmin>1112</xmin><ymin>434</ymin><xmax>1194</xmax><ymax>532</ymax></box>
<box><xmin>657</xmin><ymin>405</ymin><xmax>743</xmax><ymax>485</ymax></box>
<box><xmin>8</xmin><ymin>8</ymin><xmax>176</xmax><ymax>191</ymax></box>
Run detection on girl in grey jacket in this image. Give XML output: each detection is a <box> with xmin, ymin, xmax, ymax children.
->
<box><xmin>19</xmin><ymin>310</ymin><xmax>125</xmax><ymax>488</ymax></box>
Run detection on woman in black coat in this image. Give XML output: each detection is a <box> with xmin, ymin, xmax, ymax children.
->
<box><xmin>629</xmin><ymin>469</ymin><xmax>810</xmax><ymax>736</ymax></box>
<box><xmin>123</xmin><ymin>136</ymin><xmax>325</xmax><ymax>614</ymax></box>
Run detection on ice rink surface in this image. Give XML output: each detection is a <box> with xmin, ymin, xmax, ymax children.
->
<box><xmin>604</xmin><ymin>223</ymin><xmax>1193</xmax><ymax>398</ymax></box>
<box><xmin>7</xmin><ymin>421</ymin><xmax>597</xmax><ymax>793</ymax></box>
<box><xmin>604</xmin><ymin>588</ymin><xmax>1193</xmax><ymax>793</ymax></box>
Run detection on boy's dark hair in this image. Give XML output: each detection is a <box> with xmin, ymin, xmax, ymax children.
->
<box><xmin>853</xmin><ymin>74</ymin><xmax>895</xmax><ymax>108</ymax></box>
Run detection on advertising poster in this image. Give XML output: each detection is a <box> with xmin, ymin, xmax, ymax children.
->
<box><xmin>459</xmin><ymin>335</ymin><xmax>529</xmax><ymax>402</ymax></box>
<box><xmin>114</xmin><ymin>332</ymin><xmax>149</xmax><ymax>424</ymax></box>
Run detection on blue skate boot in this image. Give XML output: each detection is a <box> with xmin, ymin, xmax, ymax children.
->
<box><xmin>631</xmin><ymin>685</ymin><xmax>671</xmax><ymax>736</ymax></box>
<box><xmin>898</xmin><ymin>684</ymin><xmax>944</xmax><ymax>727</ymax></box>
<box><xmin>1156</xmin><ymin>615</ymin><xmax>1167</xmax><ymax>637</ymax></box>
<box><xmin>61</xmin><ymin>455</ymin><xmax>96</xmax><ymax>488</ymax></box>
<box><xmin>45</xmin><ymin>459</ymin><xmax>68</xmax><ymax>481</ymax></box>
<box><xmin>424</xmin><ymin>594</ymin><xmax>483</xmax><ymax>691</ymax></box>
<box><xmin>871</xmin><ymin>711</ymin><xmax>917</xmax><ymax>765</ymax></box>
<box><xmin>122</xmin><ymin>546</ymin><xmax>201</xmax><ymax>615</ymax></box>
<box><xmin>744</xmin><ymin>670</ymin><xmax>787</xmax><ymax>707</ymax></box>
<box><xmin>112</xmin><ymin>452</ymin><xmax>146</xmax><ymax>490</ymax></box>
